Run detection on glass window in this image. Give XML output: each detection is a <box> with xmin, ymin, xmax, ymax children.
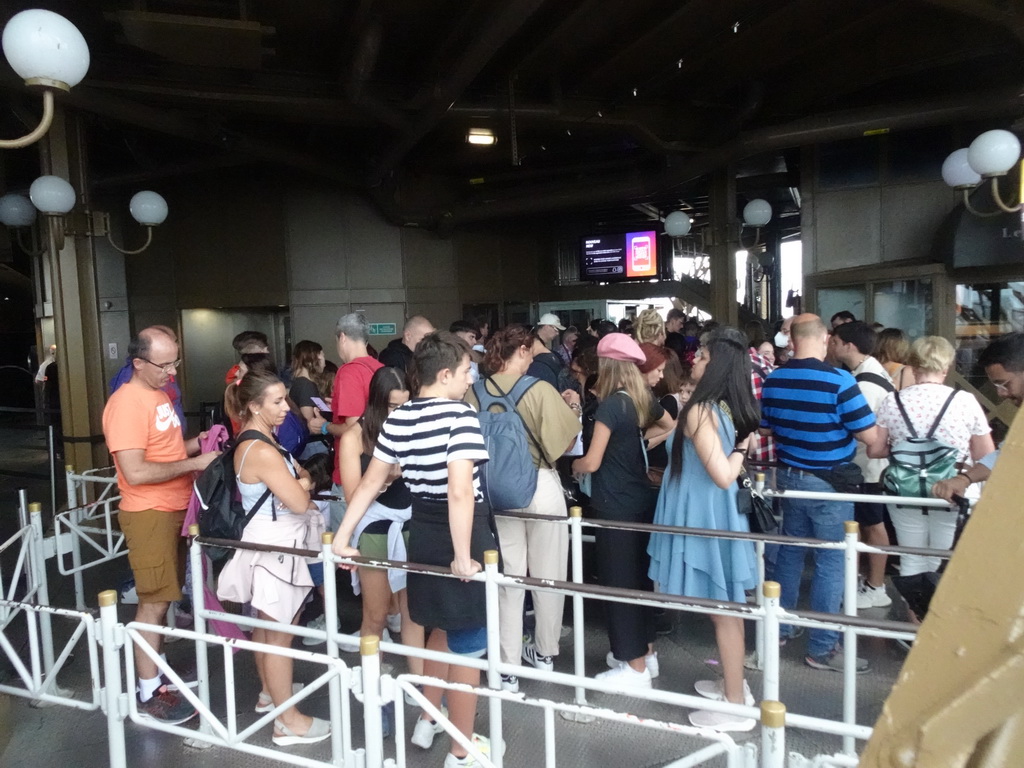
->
<box><xmin>873</xmin><ymin>280</ymin><xmax>932</xmax><ymax>340</ymax></box>
<box><xmin>955</xmin><ymin>281</ymin><xmax>1024</xmax><ymax>384</ymax></box>
<box><xmin>817</xmin><ymin>287</ymin><xmax>866</xmax><ymax>326</ymax></box>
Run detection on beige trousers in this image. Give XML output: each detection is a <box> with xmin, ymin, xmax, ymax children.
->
<box><xmin>496</xmin><ymin>467</ymin><xmax>569</xmax><ymax>662</ymax></box>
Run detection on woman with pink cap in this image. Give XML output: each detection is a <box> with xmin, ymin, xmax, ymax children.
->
<box><xmin>571</xmin><ymin>333</ymin><xmax>675</xmax><ymax>688</ymax></box>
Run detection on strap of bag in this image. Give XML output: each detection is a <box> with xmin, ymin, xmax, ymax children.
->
<box><xmin>926</xmin><ymin>389</ymin><xmax>959</xmax><ymax>441</ymax></box>
<box><xmin>893</xmin><ymin>390</ymin><xmax>918</xmax><ymax>439</ymax></box>
<box><xmin>484</xmin><ymin>375</ymin><xmax>552</xmax><ymax>469</ymax></box>
<box><xmin>235</xmin><ymin>429</ymin><xmax>290</xmax><ymax>522</ymax></box>
<box><xmin>855</xmin><ymin>371</ymin><xmax>895</xmax><ymax>393</ymax></box>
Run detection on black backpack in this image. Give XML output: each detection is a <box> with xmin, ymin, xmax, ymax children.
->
<box><xmin>194</xmin><ymin>429</ymin><xmax>290</xmax><ymax>562</ymax></box>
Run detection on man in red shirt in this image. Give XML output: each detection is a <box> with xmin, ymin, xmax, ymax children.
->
<box><xmin>309</xmin><ymin>312</ymin><xmax>383</xmax><ymax>528</ymax></box>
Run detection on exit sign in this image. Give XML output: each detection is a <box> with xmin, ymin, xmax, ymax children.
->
<box><xmin>369</xmin><ymin>323</ymin><xmax>397</xmax><ymax>336</ymax></box>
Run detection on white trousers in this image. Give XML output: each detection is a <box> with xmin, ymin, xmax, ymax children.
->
<box><xmin>888</xmin><ymin>504</ymin><xmax>958</xmax><ymax>577</ymax></box>
<box><xmin>496</xmin><ymin>468</ymin><xmax>569</xmax><ymax>662</ymax></box>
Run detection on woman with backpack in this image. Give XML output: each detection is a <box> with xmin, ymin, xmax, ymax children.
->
<box><xmin>571</xmin><ymin>333</ymin><xmax>675</xmax><ymax>688</ymax></box>
<box><xmin>647</xmin><ymin>328</ymin><xmax>760</xmax><ymax>731</ymax></box>
<box><xmin>464</xmin><ymin>324</ymin><xmax>582</xmax><ymax>693</ymax></box>
<box><xmin>867</xmin><ymin>336</ymin><xmax>994</xmax><ymax>578</ymax></box>
<box><xmin>216</xmin><ymin>369</ymin><xmax>329</xmax><ymax>747</ymax></box>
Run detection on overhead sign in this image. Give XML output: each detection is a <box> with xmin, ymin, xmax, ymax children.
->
<box><xmin>369</xmin><ymin>323</ymin><xmax>397</xmax><ymax>336</ymax></box>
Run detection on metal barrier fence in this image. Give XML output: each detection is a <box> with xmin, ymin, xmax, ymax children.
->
<box><xmin>0</xmin><ymin>478</ymin><xmax>970</xmax><ymax>767</ymax></box>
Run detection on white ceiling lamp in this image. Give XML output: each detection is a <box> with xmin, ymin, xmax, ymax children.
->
<box><xmin>1</xmin><ymin>9</ymin><xmax>90</xmax><ymax>149</ymax></box>
<box><xmin>6</xmin><ymin>175</ymin><xmax>168</xmax><ymax>253</ymax></box>
<box><xmin>663</xmin><ymin>210</ymin><xmax>692</xmax><ymax>238</ymax></box>
<box><xmin>0</xmin><ymin>193</ymin><xmax>43</xmax><ymax>255</ymax></box>
<box><xmin>942</xmin><ymin>129</ymin><xmax>1022</xmax><ymax>216</ymax></box>
<box><xmin>740</xmin><ymin>198</ymin><xmax>772</xmax><ymax>248</ymax></box>
<box><xmin>466</xmin><ymin>128</ymin><xmax>496</xmax><ymax>146</ymax></box>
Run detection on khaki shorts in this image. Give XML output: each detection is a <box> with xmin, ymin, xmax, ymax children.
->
<box><xmin>119</xmin><ymin>508</ymin><xmax>187</xmax><ymax>604</ymax></box>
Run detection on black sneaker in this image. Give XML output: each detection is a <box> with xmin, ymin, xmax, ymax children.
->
<box><xmin>138</xmin><ymin>685</ymin><xmax>198</xmax><ymax>725</ymax></box>
<box><xmin>160</xmin><ymin>662</ymin><xmax>199</xmax><ymax>690</ymax></box>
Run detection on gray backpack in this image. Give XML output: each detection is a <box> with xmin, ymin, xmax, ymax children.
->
<box><xmin>473</xmin><ymin>376</ymin><xmax>545</xmax><ymax>511</ymax></box>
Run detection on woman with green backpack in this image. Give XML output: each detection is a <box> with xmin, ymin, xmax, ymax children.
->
<box><xmin>868</xmin><ymin>336</ymin><xmax>994</xmax><ymax>578</ymax></box>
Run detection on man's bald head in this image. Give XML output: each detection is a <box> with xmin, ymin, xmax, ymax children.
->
<box><xmin>790</xmin><ymin>314</ymin><xmax>828</xmax><ymax>360</ymax></box>
<box><xmin>404</xmin><ymin>315</ymin><xmax>435</xmax><ymax>351</ymax></box>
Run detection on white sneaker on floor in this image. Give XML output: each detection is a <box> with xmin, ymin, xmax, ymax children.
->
<box><xmin>386</xmin><ymin>613</ymin><xmax>402</xmax><ymax>634</ymax></box>
<box><xmin>500</xmin><ymin>674</ymin><xmax>519</xmax><ymax>693</ymax></box>
<box><xmin>605</xmin><ymin>650</ymin><xmax>659</xmax><ymax>679</ymax></box>
<box><xmin>856</xmin><ymin>582</ymin><xmax>893</xmax><ymax>609</ymax></box>
<box><xmin>302</xmin><ymin>614</ymin><xmax>340</xmax><ymax>647</ymax></box>
<box><xmin>522</xmin><ymin>642</ymin><xmax>554</xmax><ymax>672</ymax></box>
<box><xmin>595</xmin><ymin>661</ymin><xmax>652</xmax><ymax>689</ymax></box>
<box><xmin>693</xmin><ymin>679</ymin><xmax>755</xmax><ymax>707</ymax></box>
<box><xmin>688</xmin><ymin>708</ymin><xmax>756</xmax><ymax>732</ymax></box>
<box><xmin>411</xmin><ymin>716</ymin><xmax>445</xmax><ymax>749</ymax></box>
<box><xmin>442</xmin><ymin>734</ymin><xmax>505</xmax><ymax>767</ymax></box>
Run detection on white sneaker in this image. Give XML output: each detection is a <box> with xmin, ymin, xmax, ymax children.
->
<box><xmin>605</xmin><ymin>650</ymin><xmax>659</xmax><ymax>679</ymax></box>
<box><xmin>386</xmin><ymin>613</ymin><xmax>402</xmax><ymax>634</ymax></box>
<box><xmin>693</xmin><ymin>679</ymin><xmax>755</xmax><ymax>707</ymax></box>
<box><xmin>411</xmin><ymin>716</ymin><xmax>445</xmax><ymax>749</ymax></box>
<box><xmin>500</xmin><ymin>674</ymin><xmax>519</xmax><ymax>693</ymax></box>
<box><xmin>595</xmin><ymin>661</ymin><xmax>652</xmax><ymax>689</ymax></box>
<box><xmin>522</xmin><ymin>642</ymin><xmax>554</xmax><ymax>672</ymax></box>
<box><xmin>443</xmin><ymin>734</ymin><xmax>505</xmax><ymax>767</ymax></box>
<box><xmin>856</xmin><ymin>582</ymin><xmax>893</xmax><ymax>609</ymax></box>
<box><xmin>302</xmin><ymin>614</ymin><xmax>341</xmax><ymax>647</ymax></box>
<box><xmin>688</xmin><ymin>708</ymin><xmax>756</xmax><ymax>732</ymax></box>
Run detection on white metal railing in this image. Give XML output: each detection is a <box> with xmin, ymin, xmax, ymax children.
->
<box><xmin>2</xmin><ymin>477</ymin><xmax>968</xmax><ymax>767</ymax></box>
<box><xmin>61</xmin><ymin>466</ymin><xmax>123</xmax><ymax>610</ymax></box>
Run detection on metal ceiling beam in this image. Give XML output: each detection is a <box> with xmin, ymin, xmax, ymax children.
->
<box><xmin>374</xmin><ymin>0</ymin><xmax>547</xmax><ymax>175</ymax></box>
<box><xmin>919</xmin><ymin>0</ymin><xmax>1024</xmax><ymax>42</ymax></box>
<box><xmin>442</xmin><ymin>85</ymin><xmax>1024</xmax><ymax>226</ymax></box>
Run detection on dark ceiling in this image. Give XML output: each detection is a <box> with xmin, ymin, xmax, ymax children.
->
<box><xmin>2</xmin><ymin>0</ymin><xmax>1024</xmax><ymax>234</ymax></box>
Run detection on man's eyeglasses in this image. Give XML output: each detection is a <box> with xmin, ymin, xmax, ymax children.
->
<box><xmin>140</xmin><ymin>358</ymin><xmax>180</xmax><ymax>374</ymax></box>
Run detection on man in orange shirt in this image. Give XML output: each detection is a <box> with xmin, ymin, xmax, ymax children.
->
<box><xmin>102</xmin><ymin>327</ymin><xmax>220</xmax><ymax>725</ymax></box>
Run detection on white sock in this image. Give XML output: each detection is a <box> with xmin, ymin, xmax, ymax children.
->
<box><xmin>138</xmin><ymin>675</ymin><xmax>162</xmax><ymax>702</ymax></box>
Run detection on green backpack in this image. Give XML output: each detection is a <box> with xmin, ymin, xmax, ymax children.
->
<box><xmin>881</xmin><ymin>389</ymin><xmax>960</xmax><ymax>499</ymax></box>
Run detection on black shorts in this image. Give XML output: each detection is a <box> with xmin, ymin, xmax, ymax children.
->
<box><xmin>854</xmin><ymin>482</ymin><xmax>887</xmax><ymax>528</ymax></box>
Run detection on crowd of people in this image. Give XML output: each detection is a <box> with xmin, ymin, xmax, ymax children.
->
<box><xmin>100</xmin><ymin>308</ymin><xmax>1024</xmax><ymax>762</ymax></box>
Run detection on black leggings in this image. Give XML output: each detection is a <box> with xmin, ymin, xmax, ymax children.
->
<box><xmin>595</xmin><ymin>526</ymin><xmax>655</xmax><ymax>662</ymax></box>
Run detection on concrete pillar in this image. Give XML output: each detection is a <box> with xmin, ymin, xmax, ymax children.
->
<box><xmin>708</xmin><ymin>167</ymin><xmax>738</xmax><ymax>326</ymax></box>
<box><xmin>38</xmin><ymin>107</ymin><xmax>107</xmax><ymax>473</ymax></box>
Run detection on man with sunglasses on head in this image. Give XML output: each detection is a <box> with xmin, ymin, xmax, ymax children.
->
<box><xmin>102</xmin><ymin>327</ymin><xmax>220</xmax><ymax>726</ymax></box>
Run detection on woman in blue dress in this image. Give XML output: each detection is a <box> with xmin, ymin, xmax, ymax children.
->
<box><xmin>648</xmin><ymin>327</ymin><xmax>761</xmax><ymax>732</ymax></box>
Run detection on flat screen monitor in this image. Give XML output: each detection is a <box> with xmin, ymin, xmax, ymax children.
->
<box><xmin>580</xmin><ymin>229</ymin><xmax>659</xmax><ymax>282</ymax></box>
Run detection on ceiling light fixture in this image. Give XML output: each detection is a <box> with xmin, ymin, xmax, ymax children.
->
<box><xmin>466</xmin><ymin>128</ymin><xmax>496</xmax><ymax>146</ymax></box>
<box><xmin>941</xmin><ymin>129</ymin><xmax>1022</xmax><ymax>216</ymax></box>
<box><xmin>1</xmin><ymin>9</ymin><xmax>90</xmax><ymax>149</ymax></box>
<box><xmin>663</xmin><ymin>210</ymin><xmax>692</xmax><ymax>238</ymax></box>
<box><xmin>0</xmin><ymin>179</ymin><xmax>168</xmax><ymax>254</ymax></box>
<box><xmin>739</xmin><ymin>198</ymin><xmax>772</xmax><ymax>249</ymax></box>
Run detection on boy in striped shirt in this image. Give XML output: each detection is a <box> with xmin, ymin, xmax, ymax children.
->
<box><xmin>333</xmin><ymin>332</ymin><xmax>501</xmax><ymax>767</ymax></box>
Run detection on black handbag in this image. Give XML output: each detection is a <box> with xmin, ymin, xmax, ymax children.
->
<box><xmin>736</xmin><ymin>472</ymin><xmax>778</xmax><ymax>534</ymax></box>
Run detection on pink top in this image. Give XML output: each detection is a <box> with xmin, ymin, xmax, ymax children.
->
<box><xmin>876</xmin><ymin>384</ymin><xmax>989</xmax><ymax>463</ymax></box>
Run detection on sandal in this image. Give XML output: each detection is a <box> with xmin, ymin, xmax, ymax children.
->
<box><xmin>273</xmin><ymin>717</ymin><xmax>331</xmax><ymax>746</ymax></box>
<box><xmin>255</xmin><ymin>682</ymin><xmax>304</xmax><ymax>713</ymax></box>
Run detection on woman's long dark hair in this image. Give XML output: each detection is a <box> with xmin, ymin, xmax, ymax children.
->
<box><xmin>668</xmin><ymin>327</ymin><xmax>761</xmax><ymax>482</ymax></box>
<box><xmin>362</xmin><ymin>366</ymin><xmax>409</xmax><ymax>452</ymax></box>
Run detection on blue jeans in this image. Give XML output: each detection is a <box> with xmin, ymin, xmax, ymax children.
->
<box><xmin>773</xmin><ymin>468</ymin><xmax>852</xmax><ymax>658</ymax></box>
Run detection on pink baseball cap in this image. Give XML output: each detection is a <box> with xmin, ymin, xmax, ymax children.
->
<box><xmin>597</xmin><ymin>333</ymin><xmax>645</xmax><ymax>364</ymax></box>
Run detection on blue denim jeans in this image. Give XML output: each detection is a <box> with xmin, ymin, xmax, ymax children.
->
<box><xmin>774</xmin><ymin>467</ymin><xmax>853</xmax><ymax>658</ymax></box>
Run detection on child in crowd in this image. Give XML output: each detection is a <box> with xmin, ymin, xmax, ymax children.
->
<box><xmin>300</xmin><ymin>452</ymin><xmax>334</xmax><ymax>627</ymax></box>
<box><xmin>332</xmin><ymin>332</ymin><xmax>502</xmax><ymax>768</ymax></box>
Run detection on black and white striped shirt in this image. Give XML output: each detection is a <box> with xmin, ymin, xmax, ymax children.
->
<box><xmin>374</xmin><ymin>397</ymin><xmax>488</xmax><ymax>503</ymax></box>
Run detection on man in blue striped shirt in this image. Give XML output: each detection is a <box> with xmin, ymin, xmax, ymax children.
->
<box><xmin>761</xmin><ymin>314</ymin><xmax>879</xmax><ymax>672</ymax></box>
